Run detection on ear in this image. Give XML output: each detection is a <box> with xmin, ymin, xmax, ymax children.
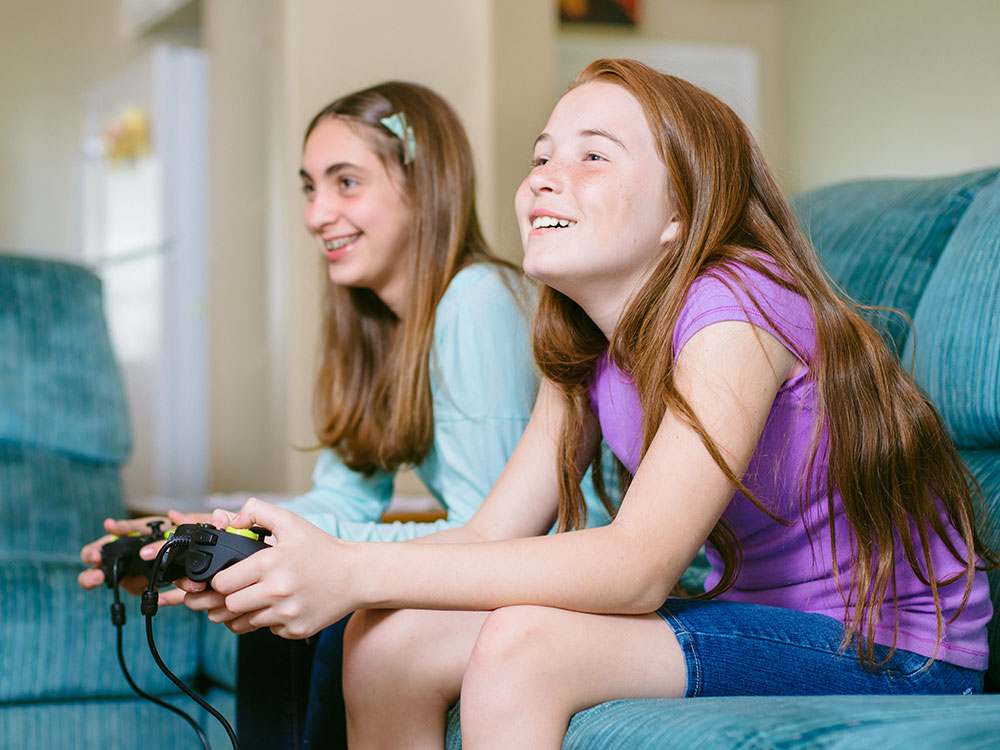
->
<box><xmin>661</xmin><ymin>219</ymin><xmax>681</xmax><ymax>245</ymax></box>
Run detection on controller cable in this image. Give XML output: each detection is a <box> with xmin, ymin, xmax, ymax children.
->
<box><xmin>108</xmin><ymin>558</ymin><xmax>211</xmax><ymax>750</ymax></box>
<box><xmin>141</xmin><ymin>536</ymin><xmax>241</xmax><ymax>750</ymax></box>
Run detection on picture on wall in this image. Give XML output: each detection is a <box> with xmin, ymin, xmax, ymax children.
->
<box><xmin>560</xmin><ymin>0</ymin><xmax>640</xmax><ymax>26</ymax></box>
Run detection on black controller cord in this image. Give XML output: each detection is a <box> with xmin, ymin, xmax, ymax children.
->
<box><xmin>142</xmin><ymin>537</ymin><xmax>241</xmax><ymax>750</ymax></box>
<box><xmin>109</xmin><ymin>560</ymin><xmax>211</xmax><ymax>750</ymax></box>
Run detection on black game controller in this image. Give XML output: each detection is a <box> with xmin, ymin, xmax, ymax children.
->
<box><xmin>99</xmin><ymin>521</ymin><xmax>267</xmax><ymax>749</ymax></box>
<box><xmin>100</xmin><ymin>521</ymin><xmax>271</xmax><ymax>587</ymax></box>
<box><xmin>100</xmin><ymin>520</ymin><xmax>171</xmax><ymax>588</ymax></box>
<box><xmin>164</xmin><ymin>523</ymin><xmax>272</xmax><ymax>584</ymax></box>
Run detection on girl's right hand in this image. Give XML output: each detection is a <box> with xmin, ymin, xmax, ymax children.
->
<box><xmin>163</xmin><ymin>506</ymin><xmax>239</xmax><ymax>605</ymax></box>
<box><xmin>184</xmin><ymin>499</ymin><xmax>358</xmax><ymax>639</ymax></box>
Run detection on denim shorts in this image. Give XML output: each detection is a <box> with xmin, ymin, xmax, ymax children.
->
<box><xmin>655</xmin><ymin>598</ymin><xmax>984</xmax><ymax>697</ymax></box>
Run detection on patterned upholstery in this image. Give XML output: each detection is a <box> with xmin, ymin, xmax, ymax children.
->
<box><xmin>0</xmin><ymin>254</ymin><xmax>232</xmax><ymax>749</ymax></box>
<box><xmin>792</xmin><ymin>168</ymin><xmax>999</xmax><ymax>355</ymax></box>
<box><xmin>0</xmin><ymin>256</ymin><xmax>130</xmax><ymax>464</ymax></box>
<box><xmin>904</xmin><ymin>179</ymin><xmax>1000</xmax><ymax>449</ymax></box>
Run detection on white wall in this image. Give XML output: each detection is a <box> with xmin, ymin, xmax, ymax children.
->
<box><xmin>782</xmin><ymin>0</ymin><xmax>1000</xmax><ymax>192</ymax></box>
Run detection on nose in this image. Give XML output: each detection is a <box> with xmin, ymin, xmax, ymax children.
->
<box><xmin>304</xmin><ymin>185</ymin><xmax>340</xmax><ymax>233</ymax></box>
<box><xmin>525</xmin><ymin>159</ymin><xmax>563</xmax><ymax>195</ymax></box>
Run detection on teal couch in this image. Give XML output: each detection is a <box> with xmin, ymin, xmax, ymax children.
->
<box><xmin>444</xmin><ymin>166</ymin><xmax>1000</xmax><ymax>748</ymax></box>
<box><xmin>0</xmin><ymin>255</ymin><xmax>236</xmax><ymax>749</ymax></box>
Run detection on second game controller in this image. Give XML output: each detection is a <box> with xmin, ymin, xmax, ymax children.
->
<box><xmin>100</xmin><ymin>520</ymin><xmax>171</xmax><ymax>587</ymax></box>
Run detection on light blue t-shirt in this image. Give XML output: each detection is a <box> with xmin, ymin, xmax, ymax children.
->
<box><xmin>278</xmin><ymin>263</ymin><xmax>615</xmax><ymax>541</ymax></box>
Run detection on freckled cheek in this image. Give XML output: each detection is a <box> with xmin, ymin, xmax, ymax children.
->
<box><xmin>574</xmin><ymin>175</ymin><xmax>632</xmax><ymax>237</ymax></box>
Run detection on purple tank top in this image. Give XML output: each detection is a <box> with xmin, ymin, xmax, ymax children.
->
<box><xmin>589</xmin><ymin>261</ymin><xmax>991</xmax><ymax>669</ymax></box>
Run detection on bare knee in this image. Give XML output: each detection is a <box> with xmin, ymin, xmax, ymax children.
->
<box><xmin>462</xmin><ymin>606</ymin><xmax>560</xmax><ymax>701</ymax></box>
<box><xmin>345</xmin><ymin>608</ymin><xmax>485</xmax><ymax>708</ymax></box>
<box><xmin>343</xmin><ymin>609</ymin><xmax>421</xmax><ymax>701</ymax></box>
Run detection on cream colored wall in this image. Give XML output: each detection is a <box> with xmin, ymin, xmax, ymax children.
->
<box><xmin>203</xmin><ymin>0</ymin><xmax>282</xmax><ymax>492</ymax></box>
<box><xmin>0</xmin><ymin>0</ymin><xmax>153</xmax><ymax>257</ymax></box>
<box><xmin>490</xmin><ymin>3</ymin><xmax>559</xmax><ymax>262</ymax></box>
<box><xmin>782</xmin><ymin>0</ymin><xmax>1000</xmax><ymax>192</ymax></box>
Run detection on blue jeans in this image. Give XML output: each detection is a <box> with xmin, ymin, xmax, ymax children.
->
<box><xmin>236</xmin><ymin>616</ymin><xmax>352</xmax><ymax>750</ymax></box>
<box><xmin>656</xmin><ymin>598</ymin><xmax>984</xmax><ymax>697</ymax></box>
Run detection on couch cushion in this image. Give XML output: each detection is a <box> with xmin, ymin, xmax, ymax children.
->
<box><xmin>561</xmin><ymin>695</ymin><xmax>999</xmax><ymax>749</ymax></box>
<box><xmin>793</xmin><ymin>168</ymin><xmax>1000</xmax><ymax>355</ymax></box>
<box><xmin>200</xmin><ymin>619</ymin><xmax>238</xmax><ymax>692</ymax></box>
<box><xmin>0</xmin><ymin>694</ymin><xmax>227</xmax><ymax>750</ymax></box>
<box><xmin>204</xmin><ymin>685</ymin><xmax>238</xmax><ymax>749</ymax></box>
<box><xmin>445</xmin><ymin>695</ymin><xmax>1000</xmax><ymax>749</ymax></box>
<box><xmin>0</xmin><ymin>254</ymin><xmax>130</xmax><ymax>464</ymax></box>
<box><xmin>0</xmin><ymin>444</ymin><xmax>126</xmax><ymax>554</ymax></box>
<box><xmin>0</xmin><ymin>555</ymin><xmax>203</xmax><ymax>703</ymax></box>
<box><xmin>962</xmin><ymin>449</ymin><xmax>1000</xmax><ymax>690</ymax></box>
<box><xmin>903</xmin><ymin>174</ymin><xmax>1000</xmax><ymax>448</ymax></box>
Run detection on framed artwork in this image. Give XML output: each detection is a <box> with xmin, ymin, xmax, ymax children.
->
<box><xmin>560</xmin><ymin>0</ymin><xmax>640</xmax><ymax>26</ymax></box>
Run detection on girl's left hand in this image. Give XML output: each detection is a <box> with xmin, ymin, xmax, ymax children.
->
<box><xmin>182</xmin><ymin>498</ymin><xmax>357</xmax><ymax>639</ymax></box>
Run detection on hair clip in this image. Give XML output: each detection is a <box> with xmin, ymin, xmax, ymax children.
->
<box><xmin>379</xmin><ymin>112</ymin><xmax>416</xmax><ymax>165</ymax></box>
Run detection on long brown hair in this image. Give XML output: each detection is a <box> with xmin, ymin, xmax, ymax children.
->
<box><xmin>308</xmin><ymin>82</ymin><xmax>515</xmax><ymax>475</ymax></box>
<box><xmin>534</xmin><ymin>58</ymin><xmax>997</xmax><ymax>666</ymax></box>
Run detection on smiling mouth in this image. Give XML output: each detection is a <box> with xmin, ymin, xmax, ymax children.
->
<box><xmin>531</xmin><ymin>216</ymin><xmax>577</xmax><ymax>230</ymax></box>
<box><xmin>323</xmin><ymin>233</ymin><xmax>361</xmax><ymax>251</ymax></box>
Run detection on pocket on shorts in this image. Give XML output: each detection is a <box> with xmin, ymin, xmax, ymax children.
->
<box><xmin>882</xmin><ymin>648</ymin><xmax>934</xmax><ymax>679</ymax></box>
<box><xmin>878</xmin><ymin>648</ymin><xmax>983</xmax><ymax>695</ymax></box>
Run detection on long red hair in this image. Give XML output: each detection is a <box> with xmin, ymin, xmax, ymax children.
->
<box><xmin>534</xmin><ymin>58</ymin><xmax>996</xmax><ymax>667</ymax></box>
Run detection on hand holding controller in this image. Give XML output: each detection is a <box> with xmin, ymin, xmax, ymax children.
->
<box><xmin>167</xmin><ymin>523</ymin><xmax>272</xmax><ymax>584</ymax></box>
<box><xmin>100</xmin><ymin>520</ymin><xmax>171</xmax><ymax>588</ymax></box>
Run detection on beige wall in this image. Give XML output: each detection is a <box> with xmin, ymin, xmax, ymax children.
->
<box><xmin>782</xmin><ymin>0</ymin><xmax>1000</xmax><ymax>192</ymax></box>
<box><xmin>0</xmin><ymin>0</ymin><xmax>154</xmax><ymax>257</ymax></box>
<box><xmin>490</xmin><ymin>2</ymin><xmax>559</xmax><ymax>262</ymax></box>
<box><xmin>203</xmin><ymin>0</ymin><xmax>281</xmax><ymax>492</ymax></box>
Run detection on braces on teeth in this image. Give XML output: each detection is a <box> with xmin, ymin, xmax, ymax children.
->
<box><xmin>324</xmin><ymin>235</ymin><xmax>360</xmax><ymax>251</ymax></box>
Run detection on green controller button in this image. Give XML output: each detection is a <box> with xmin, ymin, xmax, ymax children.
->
<box><xmin>226</xmin><ymin>526</ymin><xmax>260</xmax><ymax>541</ymax></box>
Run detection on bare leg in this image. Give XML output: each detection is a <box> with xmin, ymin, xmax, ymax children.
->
<box><xmin>343</xmin><ymin>608</ymin><xmax>489</xmax><ymax>749</ymax></box>
<box><xmin>459</xmin><ymin>605</ymin><xmax>685</xmax><ymax>750</ymax></box>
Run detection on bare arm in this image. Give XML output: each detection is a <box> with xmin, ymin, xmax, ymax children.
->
<box><xmin>411</xmin><ymin>378</ymin><xmax>598</xmax><ymax>545</ymax></box>
<box><xmin>200</xmin><ymin>321</ymin><xmax>795</xmax><ymax>637</ymax></box>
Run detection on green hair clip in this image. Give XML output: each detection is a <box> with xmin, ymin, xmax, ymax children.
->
<box><xmin>379</xmin><ymin>112</ymin><xmax>416</xmax><ymax>165</ymax></box>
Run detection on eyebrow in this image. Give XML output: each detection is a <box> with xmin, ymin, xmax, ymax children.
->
<box><xmin>579</xmin><ymin>128</ymin><xmax>628</xmax><ymax>152</ymax></box>
<box><xmin>532</xmin><ymin>128</ymin><xmax>628</xmax><ymax>152</ymax></box>
<box><xmin>298</xmin><ymin>162</ymin><xmax>362</xmax><ymax>181</ymax></box>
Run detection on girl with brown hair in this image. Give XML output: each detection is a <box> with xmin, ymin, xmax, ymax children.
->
<box><xmin>81</xmin><ymin>80</ymin><xmax>612</xmax><ymax>747</ymax></box>
<box><xmin>183</xmin><ymin>60</ymin><xmax>994</xmax><ymax>748</ymax></box>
